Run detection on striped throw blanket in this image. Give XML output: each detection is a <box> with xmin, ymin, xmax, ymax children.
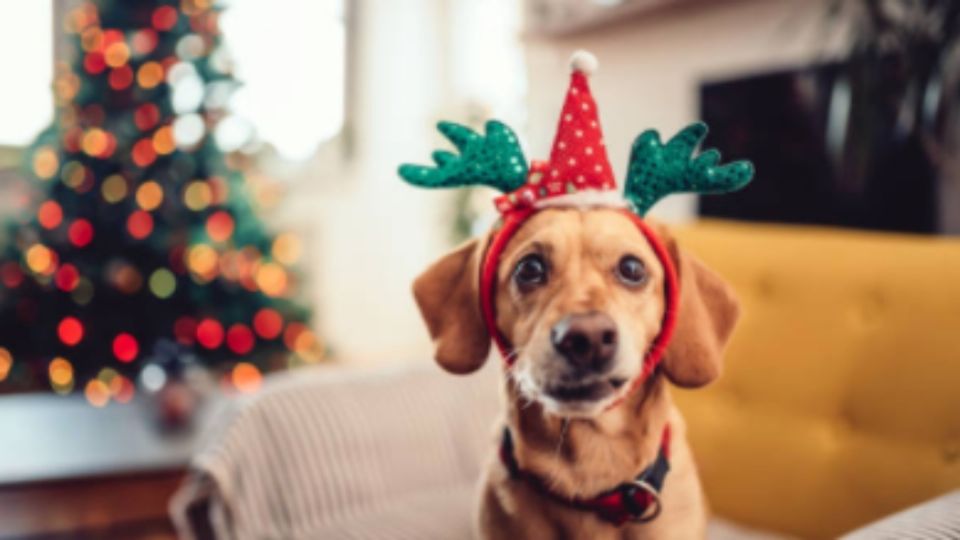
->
<box><xmin>171</xmin><ymin>363</ymin><xmax>501</xmax><ymax>539</ymax></box>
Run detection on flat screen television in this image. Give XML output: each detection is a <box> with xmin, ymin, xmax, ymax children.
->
<box><xmin>698</xmin><ymin>63</ymin><xmax>941</xmax><ymax>234</ymax></box>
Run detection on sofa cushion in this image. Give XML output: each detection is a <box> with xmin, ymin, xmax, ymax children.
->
<box><xmin>673</xmin><ymin>221</ymin><xmax>960</xmax><ymax>538</ymax></box>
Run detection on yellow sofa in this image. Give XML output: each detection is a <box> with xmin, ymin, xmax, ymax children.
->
<box><xmin>673</xmin><ymin>220</ymin><xmax>960</xmax><ymax>539</ymax></box>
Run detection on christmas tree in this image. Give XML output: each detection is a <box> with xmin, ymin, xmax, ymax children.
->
<box><xmin>0</xmin><ymin>0</ymin><xmax>315</xmax><ymax>405</ymax></box>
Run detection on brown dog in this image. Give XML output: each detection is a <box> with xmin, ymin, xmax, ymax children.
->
<box><xmin>412</xmin><ymin>207</ymin><xmax>740</xmax><ymax>539</ymax></box>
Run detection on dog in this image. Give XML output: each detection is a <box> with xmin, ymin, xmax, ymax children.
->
<box><xmin>410</xmin><ymin>207</ymin><xmax>740</xmax><ymax>539</ymax></box>
<box><xmin>399</xmin><ymin>50</ymin><xmax>751</xmax><ymax>539</ymax></box>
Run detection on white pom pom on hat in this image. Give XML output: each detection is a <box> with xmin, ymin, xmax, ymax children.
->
<box><xmin>569</xmin><ymin>50</ymin><xmax>598</xmax><ymax>75</ymax></box>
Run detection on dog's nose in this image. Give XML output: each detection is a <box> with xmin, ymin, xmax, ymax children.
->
<box><xmin>551</xmin><ymin>312</ymin><xmax>618</xmax><ymax>372</ymax></box>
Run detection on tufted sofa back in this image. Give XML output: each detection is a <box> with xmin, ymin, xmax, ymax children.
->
<box><xmin>672</xmin><ymin>220</ymin><xmax>960</xmax><ymax>539</ymax></box>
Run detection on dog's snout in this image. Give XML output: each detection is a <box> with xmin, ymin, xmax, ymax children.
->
<box><xmin>550</xmin><ymin>312</ymin><xmax>618</xmax><ymax>372</ymax></box>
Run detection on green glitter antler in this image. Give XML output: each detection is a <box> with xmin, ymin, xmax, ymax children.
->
<box><xmin>398</xmin><ymin>120</ymin><xmax>528</xmax><ymax>193</ymax></box>
<box><xmin>625</xmin><ymin>122</ymin><xmax>754</xmax><ymax>215</ymax></box>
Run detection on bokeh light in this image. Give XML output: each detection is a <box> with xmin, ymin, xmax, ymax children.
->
<box><xmin>148</xmin><ymin>268</ymin><xmax>176</xmax><ymax>298</ymax></box>
<box><xmin>25</xmin><ymin>244</ymin><xmax>56</xmax><ymax>275</ymax></box>
<box><xmin>183</xmin><ymin>180</ymin><xmax>212</xmax><ymax>210</ymax></box>
<box><xmin>103</xmin><ymin>41</ymin><xmax>130</xmax><ymax>68</ymax></box>
<box><xmin>126</xmin><ymin>210</ymin><xmax>154</xmax><ymax>239</ymax></box>
<box><xmin>71</xmin><ymin>278</ymin><xmax>95</xmax><ymax>306</ymax></box>
<box><xmin>83</xmin><ymin>52</ymin><xmax>106</xmax><ymax>74</ymax></box>
<box><xmin>80</xmin><ymin>27</ymin><xmax>103</xmax><ymax>52</ymax></box>
<box><xmin>85</xmin><ymin>379</ymin><xmax>110</xmax><ymax>407</ymax></box>
<box><xmin>140</xmin><ymin>364</ymin><xmax>166</xmax><ymax>392</ymax></box>
<box><xmin>68</xmin><ymin>219</ymin><xmax>94</xmax><ymax>247</ymax></box>
<box><xmin>112</xmin><ymin>332</ymin><xmax>139</xmax><ymax>363</ymax></box>
<box><xmin>271</xmin><ymin>233</ymin><xmax>302</xmax><ymax>265</ymax></box>
<box><xmin>253</xmin><ymin>308</ymin><xmax>283</xmax><ymax>339</ymax></box>
<box><xmin>135</xmin><ymin>180</ymin><xmax>164</xmax><ymax>210</ymax></box>
<box><xmin>111</xmin><ymin>263</ymin><xmax>143</xmax><ymax>294</ymax></box>
<box><xmin>205</xmin><ymin>210</ymin><xmax>234</xmax><ymax>242</ymax></box>
<box><xmin>0</xmin><ymin>348</ymin><xmax>12</xmax><ymax>382</ymax></box>
<box><xmin>187</xmin><ymin>244</ymin><xmax>218</xmax><ymax>280</ymax></box>
<box><xmin>101</xmin><ymin>174</ymin><xmax>128</xmax><ymax>203</ymax></box>
<box><xmin>81</xmin><ymin>128</ymin><xmax>109</xmax><ymax>157</ymax></box>
<box><xmin>152</xmin><ymin>5</ymin><xmax>179</xmax><ymax>31</ymax></box>
<box><xmin>226</xmin><ymin>323</ymin><xmax>255</xmax><ymax>355</ymax></box>
<box><xmin>37</xmin><ymin>200</ymin><xmax>64</xmax><ymax>229</ymax></box>
<box><xmin>134</xmin><ymin>103</ymin><xmax>161</xmax><ymax>130</ymax></box>
<box><xmin>231</xmin><ymin>362</ymin><xmax>262</xmax><ymax>393</ymax></box>
<box><xmin>61</xmin><ymin>160</ymin><xmax>88</xmax><ymax>189</ymax></box>
<box><xmin>152</xmin><ymin>125</ymin><xmax>176</xmax><ymax>155</ymax></box>
<box><xmin>58</xmin><ymin>316</ymin><xmax>84</xmax><ymax>346</ymax></box>
<box><xmin>49</xmin><ymin>357</ymin><xmax>74</xmax><ymax>387</ymax></box>
<box><xmin>32</xmin><ymin>146</ymin><xmax>59</xmax><ymax>179</ymax></box>
<box><xmin>132</xmin><ymin>138</ymin><xmax>157</xmax><ymax>167</ymax></box>
<box><xmin>54</xmin><ymin>263</ymin><xmax>80</xmax><ymax>292</ymax></box>
<box><xmin>131</xmin><ymin>29</ymin><xmax>158</xmax><ymax>55</ymax></box>
<box><xmin>0</xmin><ymin>263</ymin><xmax>24</xmax><ymax>289</ymax></box>
<box><xmin>108</xmin><ymin>65</ymin><xmax>133</xmax><ymax>90</ymax></box>
<box><xmin>172</xmin><ymin>113</ymin><xmax>205</xmax><ymax>147</ymax></box>
<box><xmin>137</xmin><ymin>61</ymin><xmax>164</xmax><ymax>88</ymax></box>
<box><xmin>196</xmin><ymin>318</ymin><xmax>224</xmax><ymax>349</ymax></box>
<box><xmin>110</xmin><ymin>373</ymin><xmax>135</xmax><ymax>403</ymax></box>
<box><xmin>173</xmin><ymin>316</ymin><xmax>197</xmax><ymax>345</ymax></box>
<box><xmin>255</xmin><ymin>262</ymin><xmax>288</xmax><ymax>297</ymax></box>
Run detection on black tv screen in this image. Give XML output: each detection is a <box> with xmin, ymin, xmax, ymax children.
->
<box><xmin>698</xmin><ymin>63</ymin><xmax>939</xmax><ymax>234</ymax></box>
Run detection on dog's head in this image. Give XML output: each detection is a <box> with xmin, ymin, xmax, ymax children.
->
<box><xmin>412</xmin><ymin>207</ymin><xmax>740</xmax><ymax>418</ymax></box>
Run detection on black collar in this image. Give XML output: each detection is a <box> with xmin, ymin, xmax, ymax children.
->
<box><xmin>499</xmin><ymin>424</ymin><xmax>671</xmax><ymax>526</ymax></box>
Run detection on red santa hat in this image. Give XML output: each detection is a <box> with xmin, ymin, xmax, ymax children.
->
<box><xmin>494</xmin><ymin>51</ymin><xmax>623</xmax><ymax>214</ymax></box>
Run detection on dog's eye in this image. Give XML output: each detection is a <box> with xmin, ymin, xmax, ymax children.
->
<box><xmin>616</xmin><ymin>255</ymin><xmax>647</xmax><ymax>286</ymax></box>
<box><xmin>514</xmin><ymin>254</ymin><xmax>548</xmax><ymax>291</ymax></box>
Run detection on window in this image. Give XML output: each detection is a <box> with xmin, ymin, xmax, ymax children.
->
<box><xmin>0</xmin><ymin>0</ymin><xmax>54</xmax><ymax>147</ymax></box>
<box><xmin>219</xmin><ymin>0</ymin><xmax>346</xmax><ymax>162</ymax></box>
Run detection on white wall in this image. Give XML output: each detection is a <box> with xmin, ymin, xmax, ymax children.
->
<box><xmin>300</xmin><ymin>0</ymin><xmax>845</xmax><ymax>365</ymax></box>
<box><xmin>524</xmin><ymin>0</ymin><xmax>843</xmax><ymax>221</ymax></box>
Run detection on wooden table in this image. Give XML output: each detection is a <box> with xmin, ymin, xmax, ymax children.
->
<box><xmin>0</xmin><ymin>392</ymin><xmax>226</xmax><ymax>539</ymax></box>
<box><xmin>0</xmin><ymin>469</ymin><xmax>184</xmax><ymax>538</ymax></box>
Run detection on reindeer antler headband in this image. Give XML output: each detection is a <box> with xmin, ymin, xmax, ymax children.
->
<box><xmin>399</xmin><ymin>51</ymin><xmax>754</xmax><ymax>375</ymax></box>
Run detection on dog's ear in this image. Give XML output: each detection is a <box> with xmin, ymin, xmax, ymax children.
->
<box><xmin>656</xmin><ymin>226</ymin><xmax>740</xmax><ymax>388</ymax></box>
<box><xmin>412</xmin><ymin>235</ymin><xmax>491</xmax><ymax>374</ymax></box>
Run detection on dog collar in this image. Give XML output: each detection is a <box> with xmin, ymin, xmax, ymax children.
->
<box><xmin>499</xmin><ymin>422</ymin><xmax>672</xmax><ymax>526</ymax></box>
<box><xmin>478</xmin><ymin>206</ymin><xmax>680</xmax><ymax>388</ymax></box>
